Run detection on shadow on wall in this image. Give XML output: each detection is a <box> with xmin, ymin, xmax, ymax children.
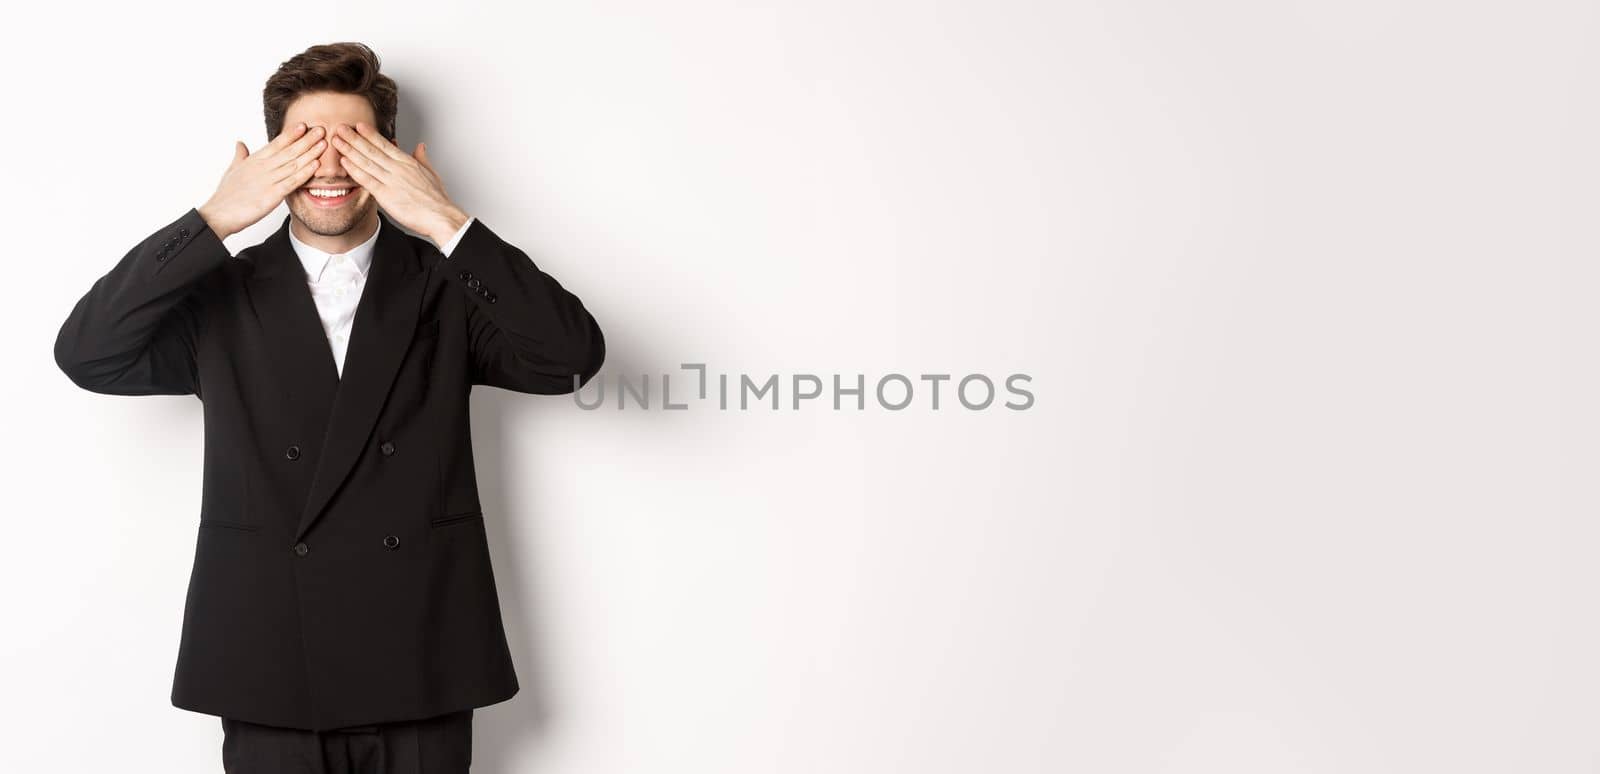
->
<box><xmin>397</xmin><ymin>56</ymin><xmax>670</xmax><ymax>773</ymax></box>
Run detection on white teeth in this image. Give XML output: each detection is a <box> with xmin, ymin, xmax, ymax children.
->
<box><xmin>308</xmin><ymin>188</ymin><xmax>351</xmax><ymax>198</ymax></box>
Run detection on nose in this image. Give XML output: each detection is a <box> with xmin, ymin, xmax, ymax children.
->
<box><xmin>312</xmin><ymin>123</ymin><xmax>349</xmax><ymax>180</ymax></box>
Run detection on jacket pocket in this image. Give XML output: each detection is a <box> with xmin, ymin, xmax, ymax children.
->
<box><xmin>199</xmin><ymin>519</ymin><xmax>259</xmax><ymax>532</ymax></box>
<box><xmin>430</xmin><ymin>510</ymin><xmax>483</xmax><ymax>528</ymax></box>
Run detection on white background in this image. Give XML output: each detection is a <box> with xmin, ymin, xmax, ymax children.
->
<box><xmin>1</xmin><ymin>1</ymin><xmax>1592</xmax><ymax>771</ymax></box>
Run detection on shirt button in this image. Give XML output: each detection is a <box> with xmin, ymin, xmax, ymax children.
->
<box><xmin>382</xmin><ymin>535</ymin><xmax>400</xmax><ymax>550</ymax></box>
<box><xmin>293</xmin><ymin>542</ymin><xmax>309</xmax><ymax>556</ymax></box>
<box><xmin>380</xmin><ymin>441</ymin><xmax>396</xmax><ymax>456</ymax></box>
<box><xmin>285</xmin><ymin>445</ymin><xmax>301</xmax><ymax>460</ymax></box>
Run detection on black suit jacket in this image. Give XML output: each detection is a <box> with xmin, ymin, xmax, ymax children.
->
<box><xmin>54</xmin><ymin>206</ymin><xmax>604</xmax><ymax>730</ymax></box>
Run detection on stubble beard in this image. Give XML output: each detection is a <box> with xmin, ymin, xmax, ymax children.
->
<box><xmin>288</xmin><ymin>193</ymin><xmax>376</xmax><ymax>237</ymax></box>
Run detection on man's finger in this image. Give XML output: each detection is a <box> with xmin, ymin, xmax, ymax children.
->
<box><xmin>274</xmin><ymin>139</ymin><xmax>326</xmax><ymax>186</ymax></box>
<box><xmin>259</xmin><ymin>121</ymin><xmax>309</xmax><ymax>158</ymax></box>
<box><xmin>354</xmin><ymin>121</ymin><xmax>409</xmax><ymax>163</ymax></box>
<box><xmin>271</xmin><ymin>135</ymin><xmax>326</xmax><ymax>179</ymax></box>
<box><xmin>329</xmin><ymin>139</ymin><xmax>392</xmax><ymax>183</ymax></box>
<box><xmin>332</xmin><ymin>126</ymin><xmax>393</xmax><ymax>171</ymax></box>
<box><xmin>414</xmin><ymin>142</ymin><xmax>440</xmax><ymax>179</ymax></box>
<box><xmin>331</xmin><ymin>130</ymin><xmax>391</xmax><ymax>175</ymax></box>
<box><xmin>338</xmin><ymin>146</ymin><xmax>385</xmax><ymax>182</ymax></box>
<box><xmin>334</xmin><ymin>121</ymin><xmax>400</xmax><ymax>165</ymax></box>
<box><xmin>278</xmin><ymin>125</ymin><xmax>326</xmax><ymax>162</ymax></box>
<box><xmin>339</xmin><ymin>155</ymin><xmax>382</xmax><ymax>192</ymax></box>
<box><xmin>274</xmin><ymin>155</ymin><xmax>320</xmax><ymax>193</ymax></box>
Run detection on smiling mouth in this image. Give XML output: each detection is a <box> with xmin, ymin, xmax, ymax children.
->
<box><xmin>301</xmin><ymin>185</ymin><xmax>359</xmax><ymax>208</ymax></box>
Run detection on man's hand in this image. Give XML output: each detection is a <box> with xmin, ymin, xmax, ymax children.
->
<box><xmin>331</xmin><ymin>122</ymin><xmax>470</xmax><ymax>247</ymax></box>
<box><xmin>197</xmin><ymin>122</ymin><xmax>327</xmax><ymax>240</ymax></box>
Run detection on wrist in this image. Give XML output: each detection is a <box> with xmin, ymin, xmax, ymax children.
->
<box><xmin>428</xmin><ymin>205</ymin><xmax>470</xmax><ymax>247</ymax></box>
<box><xmin>197</xmin><ymin>203</ymin><xmax>235</xmax><ymax>241</ymax></box>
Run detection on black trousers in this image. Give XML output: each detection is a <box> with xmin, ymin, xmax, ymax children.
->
<box><xmin>220</xmin><ymin>710</ymin><xmax>473</xmax><ymax>773</ymax></box>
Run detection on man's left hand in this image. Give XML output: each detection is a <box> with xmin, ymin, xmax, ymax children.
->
<box><xmin>332</xmin><ymin>122</ymin><xmax>470</xmax><ymax>247</ymax></box>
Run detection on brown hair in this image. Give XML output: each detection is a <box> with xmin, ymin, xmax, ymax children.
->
<box><xmin>262</xmin><ymin>42</ymin><xmax>398</xmax><ymax>143</ymax></box>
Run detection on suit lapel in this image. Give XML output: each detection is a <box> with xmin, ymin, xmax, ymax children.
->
<box><xmin>245</xmin><ymin>211</ymin><xmax>431</xmax><ymax>543</ymax></box>
<box><xmin>245</xmin><ymin>217</ymin><xmax>341</xmax><ymax>437</ymax></box>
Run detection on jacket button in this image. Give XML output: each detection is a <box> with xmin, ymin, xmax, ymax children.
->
<box><xmin>383</xmin><ymin>535</ymin><xmax>400</xmax><ymax>549</ymax></box>
<box><xmin>458</xmin><ymin>270</ymin><xmax>472</xmax><ymax>280</ymax></box>
<box><xmin>380</xmin><ymin>441</ymin><xmax>395</xmax><ymax>456</ymax></box>
<box><xmin>466</xmin><ymin>278</ymin><xmax>480</xmax><ymax>289</ymax></box>
<box><xmin>285</xmin><ymin>445</ymin><xmax>301</xmax><ymax>460</ymax></box>
<box><xmin>293</xmin><ymin>542</ymin><xmax>309</xmax><ymax>556</ymax></box>
<box><xmin>486</xmin><ymin>293</ymin><xmax>497</xmax><ymax>303</ymax></box>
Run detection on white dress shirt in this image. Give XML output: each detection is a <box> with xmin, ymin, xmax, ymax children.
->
<box><xmin>289</xmin><ymin>216</ymin><xmax>475</xmax><ymax>377</ymax></box>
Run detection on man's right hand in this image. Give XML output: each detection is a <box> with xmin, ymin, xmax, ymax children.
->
<box><xmin>197</xmin><ymin>122</ymin><xmax>327</xmax><ymax>240</ymax></box>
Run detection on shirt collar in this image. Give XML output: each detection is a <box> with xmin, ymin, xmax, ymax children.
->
<box><xmin>287</xmin><ymin>218</ymin><xmax>382</xmax><ymax>283</ymax></box>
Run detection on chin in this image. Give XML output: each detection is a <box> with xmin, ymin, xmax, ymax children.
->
<box><xmin>291</xmin><ymin>200</ymin><xmax>373</xmax><ymax>237</ymax></box>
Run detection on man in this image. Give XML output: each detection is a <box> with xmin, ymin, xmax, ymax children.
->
<box><xmin>53</xmin><ymin>42</ymin><xmax>605</xmax><ymax>773</ymax></box>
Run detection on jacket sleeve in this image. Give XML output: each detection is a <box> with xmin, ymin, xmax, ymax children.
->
<box><xmin>440</xmin><ymin>217</ymin><xmax>605</xmax><ymax>395</ymax></box>
<box><xmin>54</xmin><ymin>207</ymin><xmax>232</xmax><ymax>397</ymax></box>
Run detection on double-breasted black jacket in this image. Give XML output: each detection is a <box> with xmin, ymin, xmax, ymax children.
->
<box><xmin>53</xmin><ymin>206</ymin><xmax>605</xmax><ymax>731</ymax></box>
